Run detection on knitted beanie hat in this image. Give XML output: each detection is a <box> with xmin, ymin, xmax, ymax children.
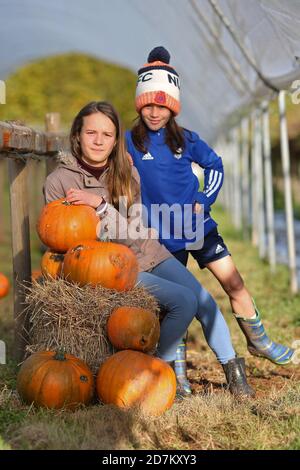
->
<box><xmin>135</xmin><ymin>46</ymin><xmax>181</xmax><ymax>115</ymax></box>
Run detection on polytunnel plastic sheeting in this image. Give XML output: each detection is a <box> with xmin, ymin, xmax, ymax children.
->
<box><xmin>1</xmin><ymin>0</ymin><xmax>300</xmax><ymax>143</ymax></box>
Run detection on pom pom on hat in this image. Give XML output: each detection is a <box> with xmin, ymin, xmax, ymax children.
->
<box><xmin>148</xmin><ymin>47</ymin><xmax>170</xmax><ymax>64</ymax></box>
<box><xmin>135</xmin><ymin>47</ymin><xmax>181</xmax><ymax>116</ymax></box>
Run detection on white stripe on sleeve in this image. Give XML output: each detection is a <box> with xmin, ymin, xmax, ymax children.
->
<box><xmin>204</xmin><ymin>170</ymin><xmax>218</xmax><ymax>193</ymax></box>
<box><xmin>208</xmin><ymin>169</ymin><xmax>214</xmax><ymax>185</ymax></box>
<box><xmin>205</xmin><ymin>172</ymin><xmax>223</xmax><ymax>197</ymax></box>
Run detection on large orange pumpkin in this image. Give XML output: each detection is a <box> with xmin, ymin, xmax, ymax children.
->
<box><xmin>96</xmin><ymin>350</ymin><xmax>176</xmax><ymax>416</ymax></box>
<box><xmin>17</xmin><ymin>350</ymin><xmax>94</xmax><ymax>410</ymax></box>
<box><xmin>41</xmin><ymin>249</ymin><xmax>65</xmax><ymax>279</ymax></box>
<box><xmin>36</xmin><ymin>198</ymin><xmax>99</xmax><ymax>253</ymax></box>
<box><xmin>63</xmin><ymin>240</ymin><xmax>138</xmax><ymax>291</ymax></box>
<box><xmin>0</xmin><ymin>273</ymin><xmax>9</xmax><ymax>299</ymax></box>
<box><xmin>107</xmin><ymin>306</ymin><xmax>160</xmax><ymax>352</ymax></box>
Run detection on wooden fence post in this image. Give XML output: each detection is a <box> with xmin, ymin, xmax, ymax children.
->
<box><xmin>0</xmin><ymin>120</ymin><xmax>69</xmax><ymax>361</ymax></box>
<box><xmin>262</xmin><ymin>101</ymin><xmax>276</xmax><ymax>272</ymax></box>
<box><xmin>250</xmin><ymin>111</ymin><xmax>258</xmax><ymax>247</ymax></box>
<box><xmin>0</xmin><ymin>158</ymin><xmax>4</xmax><ymax>242</ymax></box>
<box><xmin>256</xmin><ymin>110</ymin><xmax>266</xmax><ymax>260</ymax></box>
<box><xmin>241</xmin><ymin>117</ymin><xmax>250</xmax><ymax>239</ymax></box>
<box><xmin>232</xmin><ymin>127</ymin><xmax>242</xmax><ymax>229</ymax></box>
<box><xmin>7</xmin><ymin>156</ymin><xmax>32</xmax><ymax>362</ymax></box>
<box><xmin>251</xmin><ymin>108</ymin><xmax>266</xmax><ymax>258</ymax></box>
<box><xmin>45</xmin><ymin>112</ymin><xmax>60</xmax><ymax>175</ymax></box>
<box><xmin>278</xmin><ymin>91</ymin><xmax>298</xmax><ymax>293</ymax></box>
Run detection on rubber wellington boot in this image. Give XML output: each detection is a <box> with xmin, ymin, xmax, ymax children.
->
<box><xmin>222</xmin><ymin>357</ymin><xmax>255</xmax><ymax>398</ymax></box>
<box><xmin>166</xmin><ymin>360</ymin><xmax>191</xmax><ymax>400</ymax></box>
<box><xmin>236</xmin><ymin>301</ymin><xmax>295</xmax><ymax>365</ymax></box>
<box><xmin>174</xmin><ymin>334</ymin><xmax>192</xmax><ymax>396</ymax></box>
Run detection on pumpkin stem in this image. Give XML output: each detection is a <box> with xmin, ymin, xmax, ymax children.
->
<box><xmin>54</xmin><ymin>349</ymin><xmax>67</xmax><ymax>361</ymax></box>
<box><xmin>61</xmin><ymin>200</ymin><xmax>73</xmax><ymax>206</ymax></box>
<box><xmin>72</xmin><ymin>245</ymin><xmax>84</xmax><ymax>252</ymax></box>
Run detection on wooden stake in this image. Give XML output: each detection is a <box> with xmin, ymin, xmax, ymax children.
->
<box><xmin>262</xmin><ymin>101</ymin><xmax>276</xmax><ymax>272</ymax></box>
<box><xmin>232</xmin><ymin>127</ymin><xmax>242</xmax><ymax>229</ymax></box>
<box><xmin>241</xmin><ymin>118</ymin><xmax>250</xmax><ymax>239</ymax></box>
<box><xmin>278</xmin><ymin>91</ymin><xmax>298</xmax><ymax>293</ymax></box>
<box><xmin>0</xmin><ymin>158</ymin><xmax>4</xmax><ymax>242</ymax></box>
<box><xmin>7</xmin><ymin>155</ymin><xmax>32</xmax><ymax>361</ymax></box>
<box><xmin>45</xmin><ymin>112</ymin><xmax>60</xmax><ymax>175</ymax></box>
<box><xmin>251</xmin><ymin>111</ymin><xmax>258</xmax><ymax>247</ymax></box>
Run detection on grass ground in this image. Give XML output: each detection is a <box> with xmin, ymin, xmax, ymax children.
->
<box><xmin>0</xmin><ymin>200</ymin><xmax>300</xmax><ymax>450</ymax></box>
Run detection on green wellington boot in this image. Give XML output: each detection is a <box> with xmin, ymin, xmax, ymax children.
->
<box><xmin>236</xmin><ymin>301</ymin><xmax>295</xmax><ymax>365</ymax></box>
<box><xmin>166</xmin><ymin>360</ymin><xmax>191</xmax><ymax>400</ymax></box>
<box><xmin>174</xmin><ymin>334</ymin><xmax>192</xmax><ymax>396</ymax></box>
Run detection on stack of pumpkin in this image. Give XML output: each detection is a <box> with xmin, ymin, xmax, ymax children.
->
<box><xmin>100</xmin><ymin>306</ymin><xmax>176</xmax><ymax>416</ymax></box>
<box><xmin>17</xmin><ymin>198</ymin><xmax>176</xmax><ymax>416</ymax></box>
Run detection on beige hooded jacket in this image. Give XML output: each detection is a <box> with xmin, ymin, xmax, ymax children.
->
<box><xmin>43</xmin><ymin>152</ymin><xmax>172</xmax><ymax>272</ymax></box>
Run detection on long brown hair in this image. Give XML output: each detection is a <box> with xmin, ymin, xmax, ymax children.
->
<box><xmin>131</xmin><ymin>114</ymin><xmax>186</xmax><ymax>154</ymax></box>
<box><xmin>70</xmin><ymin>101</ymin><xmax>138</xmax><ymax>210</ymax></box>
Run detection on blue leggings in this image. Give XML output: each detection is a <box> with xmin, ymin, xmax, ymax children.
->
<box><xmin>138</xmin><ymin>257</ymin><xmax>235</xmax><ymax>364</ymax></box>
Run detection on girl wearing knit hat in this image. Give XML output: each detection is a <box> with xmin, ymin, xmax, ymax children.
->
<box><xmin>126</xmin><ymin>46</ymin><xmax>295</xmax><ymax>394</ymax></box>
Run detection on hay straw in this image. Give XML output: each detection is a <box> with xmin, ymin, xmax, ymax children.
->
<box><xmin>23</xmin><ymin>278</ymin><xmax>159</xmax><ymax>373</ymax></box>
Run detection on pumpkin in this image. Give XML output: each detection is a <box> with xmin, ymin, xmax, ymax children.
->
<box><xmin>36</xmin><ymin>198</ymin><xmax>99</xmax><ymax>253</ymax></box>
<box><xmin>17</xmin><ymin>350</ymin><xmax>94</xmax><ymax>410</ymax></box>
<box><xmin>41</xmin><ymin>250</ymin><xmax>64</xmax><ymax>279</ymax></box>
<box><xmin>63</xmin><ymin>240</ymin><xmax>138</xmax><ymax>291</ymax></box>
<box><xmin>107</xmin><ymin>306</ymin><xmax>160</xmax><ymax>352</ymax></box>
<box><xmin>31</xmin><ymin>269</ymin><xmax>43</xmax><ymax>281</ymax></box>
<box><xmin>0</xmin><ymin>273</ymin><xmax>9</xmax><ymax>298</ymax></box>
<box><xmin>96</xmin><ymin>350</ymin><xmax>176</xmax><ymax>416</ymax></box>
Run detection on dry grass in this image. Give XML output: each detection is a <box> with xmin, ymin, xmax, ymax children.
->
<box><xmin>2</xmin><ymin>382</ymin><xmax>300</xmax><ymax>450</ymax></box>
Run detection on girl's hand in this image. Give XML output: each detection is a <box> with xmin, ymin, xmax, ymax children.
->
<box><xmin>66</xmin><ymin>188</ymin><xmax>103</xmax><ymax>208</ymax></box>
<box><xmin>193</xmin><ymin>202</ymin><xmax>203</xmax><ymax>214</ymax></box>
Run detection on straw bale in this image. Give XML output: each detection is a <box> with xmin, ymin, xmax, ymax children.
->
<box><xmin>23</xmin><ymin>278</ymin><xmax>159</xmax><ymax>373</ymax></box>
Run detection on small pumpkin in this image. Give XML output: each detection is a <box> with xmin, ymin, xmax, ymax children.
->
<box><xmin>41</xmin><ymin>249</ymin><xmax>64</xmax><ymax>279</ymax></box>
<box><xmin>107</xmin><ymin>306</ymin><xmax>160</xmax><ymax>352</ymax></box>
<box><xmin>63</xmin><ymin>240</ymin><xmax>138</xmax><ymax>291</ymax></box>
<box><xmin>17</xmin><ymin>350</ymin><xmax>94</xmax><ymax>410</ymax></box>
<box><xmin>36</xmin><ymin>198</ymin><xmax>99</xmax><ymax>253</ymax></box>
<box><xmin>0</xmin><ymin>273</ymin><xmax>9</xmax><ymax>299</ymax></box>
<box><xmin>96</xmin><ymin>350</ymin><xmax>176</xmax><ymax>416</ymax></box>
